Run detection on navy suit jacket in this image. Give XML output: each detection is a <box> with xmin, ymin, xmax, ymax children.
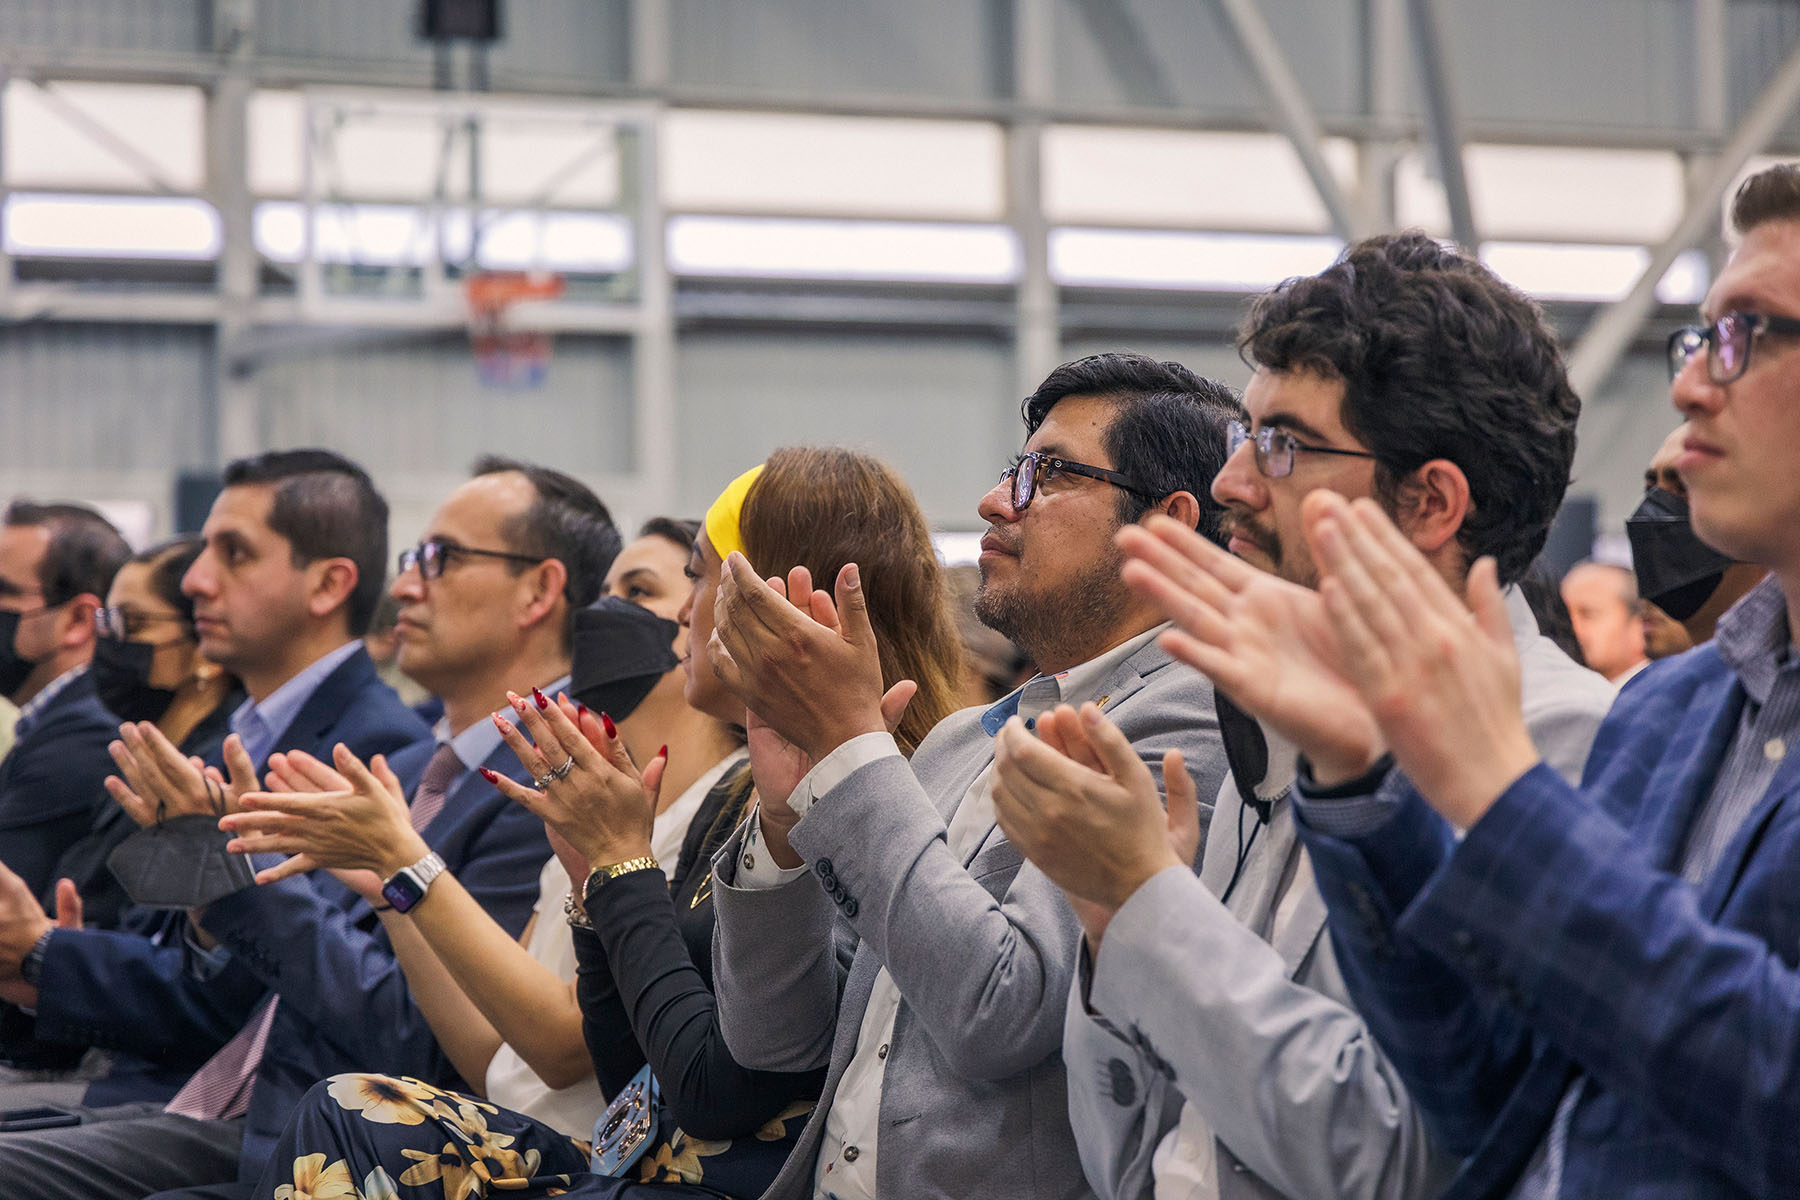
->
<box><xmin>24</xmin><ymin>647</ymin><xmax>431</xmax><ymax>1104</ymax></box>
<box><xmin>1297</xmin><ymin>642</ymin><xmax>1800</xmax><ymax>1198</ymax></box>
<box><xmin>0</xmin><ymin>671</ymin><xmax>121</xmax><ymax>900</ymax></box>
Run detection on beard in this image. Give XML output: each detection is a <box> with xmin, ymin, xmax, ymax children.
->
<box><xmin>975</xmin><ymin>540</ymin><xmax>1136</xmax><ymax>668</ymax></box>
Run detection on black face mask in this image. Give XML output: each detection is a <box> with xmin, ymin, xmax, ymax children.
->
<box><xmin>107</xmin><ymin>814</ymin><xmax>255</xmax><ymax>909</ymax></box>
<box><xmin>91</xmin><ymin>635</ymin><xmax>181</xmax><ymax>725</ymax></box>
<box><xmin>570</xmin><ymin>596</ymin><xmax>681</xmax><ymax>721</ymax></box>
<box><xmin>0</xmin><ymin>608</ymin><xmax>44</xmax><ymax>700</ymax></box>
<box><xmin>1626</xmin><ymin>487</ymin><xmax>1735</xmax><ymax>622</ymax></box>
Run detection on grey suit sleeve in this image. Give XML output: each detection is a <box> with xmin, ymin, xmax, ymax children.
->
<box><xmin>1082</xmin><ymin>865</ymin><xmax>1455</xmax><ymax>1200</ymax></box>
<box><xmin>1064</xmin><ymin>954</ymin><xmax>1173</xmax><ymax>1200</ymax></box>
<box><xmin>710</xmin><ymin>816</ymin><xmax>845</xmax><ymax>1072</ymax></box>
<box><xmin>787</xmin><ymin>750</ymin><xmax>1080</xmax><ymax>1081</ymax></box>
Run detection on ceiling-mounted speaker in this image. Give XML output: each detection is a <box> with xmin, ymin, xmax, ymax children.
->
<box><xmin>417</xmin><ymin>0</ymin><xmax>501</xmax><ymax>41</ymax></box>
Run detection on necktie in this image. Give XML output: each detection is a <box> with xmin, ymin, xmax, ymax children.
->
<box><xmin>407</xmin><ymin>742</ymin><xmax>465</xmax><ymax>833</ymax></box>
<box><xmin>165</xmin><ymin>743</ymin><xmax>465</xmax><ymax>1121</ymax></box>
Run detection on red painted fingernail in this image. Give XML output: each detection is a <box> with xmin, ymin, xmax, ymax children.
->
<box><xmin>577</xmin><ymin>702</ymin><xmax>588</xmax><ymax>722</ymax></box>
<box><xmin>601</xmin><ymin>712</ymin><xmax>617</xmax><ymax>739</ymax></box>
<box><xmin>532</xmin><ymin>687</ymin><xmax>548</xmax><ymax>711</ymax></box>
<box><xmin>478</xmin><ymin>767</ymin><xmax>499</xmax><ymax>784</ymax></box>
<box><xmin>658</xmin><ymin>744</ymin><xmax>669</xmax><ymax>760</ymax></box>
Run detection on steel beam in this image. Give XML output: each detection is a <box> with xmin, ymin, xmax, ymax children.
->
<box><xmin>1209</xmin><ymin>0</ymin><xmax>1372</xmax><ymax>243</ymax></box>
<box><xmin>209</xmin><ymin>0</ymin><xmax>258</xmax><ymax>469</ymax></box>
<box><xmin>1010</xmin><ymin>0</ymin><xmax>1059</xmax><ymax>401</ymax></box>
<box><xmin>1405</xmin><ymin>0</ymin><xmax>1477</xmax><ymax>249</ymax></box>
<box><xmin>1567</xmin><ymin>33</ymin><xmax>1800</xmax><ymax>399</ymax></box>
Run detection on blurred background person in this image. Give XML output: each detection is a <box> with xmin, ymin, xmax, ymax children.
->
<box><xmin>0</xmin><ymin>500</ymin><xmax>131</xmax><ymax>902</ymax></box>
<box><xmin>1631</xmin><ymin>422</ymin><xmax>1766</xmax><ymax>658</ymax></box>
<box><xmin>1560</xmin><ymin>560</ymin><xmax>1649</xmax><ymax>684</ymax></box>
<box><xmin>62</xmin><ymin>535</ymin><xmax>244</xmax><ymax>931</ymax></box>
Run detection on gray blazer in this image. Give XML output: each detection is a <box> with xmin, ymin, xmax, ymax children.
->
<box><xmin>710</xmin><ymin>638</ymin><xmax>1229</xmax><ymax>1200</ymax></box>
<box><xmin>1061</xmin><ymin>590</ymin><xmax>1616</xmax><ymax>1200</ymax></box>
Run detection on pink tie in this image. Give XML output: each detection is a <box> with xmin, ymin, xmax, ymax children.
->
<box><xmin>165</xmin><ymin>743</ymin><xmax>463</xmax><ymax>1121</ymax></box>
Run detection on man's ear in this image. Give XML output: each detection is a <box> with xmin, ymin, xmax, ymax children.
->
<box><xmin>305</xmin><ymin>558</ymin><xmax>360</xmax><ymax>621</ymax></box>
<box><xmin>1393</xmin><ymin>459</ymin><xmax>1471</xmax><ymax>556</ymax></box>
<box><xmin>516</xmin><ymin>557</ymin><xmax>569</xmax><ymax>634</ymax></box>
<box><xmin>1150</xmin><ymin>490</ymin><xmax>1204</xmax><ymax>532</ymax></box>
<box><xmin>57</xmin><ymin>594</ymin><xmax>102</xmax><ymax>651</ymax></box>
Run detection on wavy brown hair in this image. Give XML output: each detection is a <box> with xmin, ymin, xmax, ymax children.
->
<box><xmin>738</xmin><ymin>446</ymin><xmax>964</xmax><ymax>755</ymax></box>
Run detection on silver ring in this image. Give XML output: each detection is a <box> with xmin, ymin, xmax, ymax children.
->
<box><xmin>534</xmin><ymin>757</ymin><xmax>576</xmax><ymax>789</ymax></box>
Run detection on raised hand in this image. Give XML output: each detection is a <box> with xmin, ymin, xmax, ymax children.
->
<box><xmin>1304</xmin><ymin>492</ymin><xmax>1539</xmax><ymax>828</ymax></box>
<box><xmin>1117</xmin><ymin>511</ymin><xmax>1385</xmax><ymax>783</ymax></box>
<box><xmin>0</xmin><ymin>860</ymin><xmax>51</xmax><ymax>983</ymax></box>
<box><xmin>992</xmin><ymin>703</ymin><xmax>1198</xmax><ymax>939</ymax></box>
<box><xmin>221</xmin><ymin>745</ymin><xmax>425</xmax><ymax>886</ymax></box>
<box><xmin>107</xmin><ymin>728</ymin><xmax>258</xmax><ymax>827</ymax></box>
<box><xmin>708</xmin><ymin>556</ymin><xmax>889</xmax><ymax>762</ymax></box>
<box><xmin>482</xmin><ymin>688</ymin><xmax>667</xmax><ymax>871</ymax></box>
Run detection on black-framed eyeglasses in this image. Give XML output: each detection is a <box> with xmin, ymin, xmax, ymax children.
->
<box><xmin>1227</xmin><ymin>419</ymin><xmax>1377</xmax><ymax>480</ymax></box>
<box><xmin>398</xmin><ymin>538</ymin><xmax>544</xmax><ymax>581</ymax></box>
<box><xmin>1668</xmin><ymin>310</ymin><xmax>1800</xmax><ymax>385</ymax></box>
<box><xmin>999</xmin><ymin>451</ymin><xmax>1155</xmax><ymax>511</ymax></box>
<box><xmin>94</xmin><ymin>606</ymin><xmax>190</xmax><ymax>642</ymax></box>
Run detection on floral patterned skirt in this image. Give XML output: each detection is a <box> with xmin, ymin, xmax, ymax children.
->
<box><xmin>257</xmin><ymin>1074</ymin><xmax>812</xmax><ymax>1200</ymax></box>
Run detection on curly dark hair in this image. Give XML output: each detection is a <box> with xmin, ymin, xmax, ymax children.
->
<box><xmin>1238</xmin><ymin>232</ymin><xmax>1580</xmax><ymax>584</ymax></box>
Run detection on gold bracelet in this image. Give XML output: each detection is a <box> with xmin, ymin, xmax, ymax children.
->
<box><xmin>582</xmin><ymin>856</ymin><xmax>660</xmax><ymax>902</ymax></box>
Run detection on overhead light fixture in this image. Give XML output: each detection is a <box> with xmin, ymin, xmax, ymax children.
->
<box><xmin>667</xmin><ymin>215</ymin><xmax>1019</xmax><ymax>283</ymax></box>
<box><xmin>5</xmin><ymin>193</ymin><xmax>221</xmax><ymax>259</ymax></box>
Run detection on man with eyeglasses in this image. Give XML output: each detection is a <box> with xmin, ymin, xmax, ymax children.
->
<box><xmin>0</xmin><ymin>501</ymin><xmax>129</xmax><ymax>905</ymax></box>
<box><xmin>0</xmin><ymin>452</ymin><xmax>616</xmax><ymax>1199</ymax></box>
<box><xmin>988</xmin><ymin>232</ymin><xmax>1616</xmax><ymax>1200</ymax></box>
<box><xmin>701</xmin><ymin>352</ymin><xmax>1237</xmax><ymax>1200</ymax></box>
<box><xmin>1069</xmin><ymin>167</ymin><xmax>1800</xmax><ymax>1199</ymax></box>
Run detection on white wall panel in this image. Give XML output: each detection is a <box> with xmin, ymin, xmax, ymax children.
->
<box><xmin>674</xmin><ymin>331</ymin><xmax>1016</xmax><ymax>530</ymax></box>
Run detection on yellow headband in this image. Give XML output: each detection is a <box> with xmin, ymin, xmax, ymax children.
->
<box><xmin>703</xmin><ymin>463</ymin><xmax>764</xmax><ymax>565</ymax></box>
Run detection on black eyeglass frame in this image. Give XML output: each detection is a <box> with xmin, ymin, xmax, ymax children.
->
<box><xmin>1667</xmin><ymin>310</ymin><xmax>1800</xmax><ymax>385</ymax></box>
<box><xmin>1226</xmin><ymin>419</ymin><xmax>1378</xmax><ymax>480</ymax></box>
<box><xmin>93</xmin><ymin>606</ymin><xmax>191</xmax><ymax>643</ymax></box>
<box><xmin>397</xmin><ymin>538</ymin><xmax>545</xmax><ymax>581</ymax></box>
<box><xmin>999</xmin><ymin>451</ymin><xmax>1157</xmax><ymax>511</ymax></box>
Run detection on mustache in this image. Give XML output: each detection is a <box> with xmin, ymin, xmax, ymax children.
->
<box><xmin>1219</xmin><ymin>513</ymin><xmax>1276</xmax><ymax>555</ymax></box>
<box><xmin>981</xmin><ymin>526</ymin><xmax>1022</xmax><ymax>555</ymax></box>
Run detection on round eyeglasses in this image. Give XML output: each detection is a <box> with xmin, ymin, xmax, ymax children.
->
<box><xmin>397</xmin><ymin>538</ymin><xmax>544</xmax><ymax>581</ymax></box>
<box><xmin>998</xmin><ymin>451</ymin><xmax>1154</xmax><ymax>511</ymax></box>
<box><xmin>1668</xmin><ymin>310</ymin><xmax>1800</xmax><ymax>385</ymax></box>
<box><xmin>94</xmin><ymin>605</ymin><xmax>189</xmax><ymax>642</ymax></box>
<box><xmin>1226</xmin><ymin>420</ymin><xmax>1377</xmax><ymax>479</ymax></box>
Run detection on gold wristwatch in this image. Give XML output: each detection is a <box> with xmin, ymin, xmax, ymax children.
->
<box><xmin>582</xmin><ymin>856</ymin><xmax>660</xmax><ymax>901</ymax></box>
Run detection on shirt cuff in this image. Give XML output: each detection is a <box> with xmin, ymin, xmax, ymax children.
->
<box><xmin>734</xmin><ymin>805</ymin><xmax>812</xmax><ymax>890</ymax></box>
<box><xmin>1293</xmin><ymin>753</ymin><xmax>1403</xmax><ymax>838</ymax></box>
<box><xmin>183</xmin><ymin>921</ymin><xmax>235</xmax><ymax>979</ymax></box>
<box><xmin>793</xmin><ymin>730</ymin><xmax>902</xmax><ymax>810</ymax></box>
<box><xmin>734</xmin><ymin>732</ymin><xmax>901</xmax><ymax>890</ymax></box>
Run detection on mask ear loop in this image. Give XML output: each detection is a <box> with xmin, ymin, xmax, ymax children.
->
<box><xmin>205</xmin><ymin>776</ymin><xmax>225</xmax><ymax>818</ymax></box>
<box><xmin>154</xmin><ymin>798</ymin><xmax>167</xmax><ymax>828</ymax></box>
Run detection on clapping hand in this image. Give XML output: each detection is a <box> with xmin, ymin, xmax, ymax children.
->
<box><xmin>992</xmin><ymin>703</ymin><xmax>1199</xmax><ymax>943</ymax></box>
<box><xmin>220</xmin><ymin>745</ymin><xmax>423</xmax><ymax>892</ymax></box>
<box><xmin>482</xmin><ymin>689</ymin><xmax>667</xmax><ymax>872</ymax></box>
<box><xmin>1117</xmin><ymin>512</ymin><xmax>1386</xmax><ymax>785</ymax></box>
<box><xmin>709</xmin><ymin>557</ymin><xmax>892</xmax><ymax>763</ymax></box>
<box><xmin>1303</xmin><ymin>492</ymin><xmax>1538</xmax><ymax>827</ymax></box>
<box><xmin>106</xmin><ymin>727</ymin><xmax>259</xmax><ymax>827</ymax></box>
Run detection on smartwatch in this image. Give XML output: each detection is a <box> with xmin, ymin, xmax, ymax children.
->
<box><xmin>380</xmin><ymin>852</ymin><xmax>447</xmax><ymax>914</ymax></box>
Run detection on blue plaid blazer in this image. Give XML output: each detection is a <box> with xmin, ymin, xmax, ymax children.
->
<box><xmin>1296</xmin><ymin>641</ymin><xmax>1800</xmax><ymax>1199</ymax></box>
